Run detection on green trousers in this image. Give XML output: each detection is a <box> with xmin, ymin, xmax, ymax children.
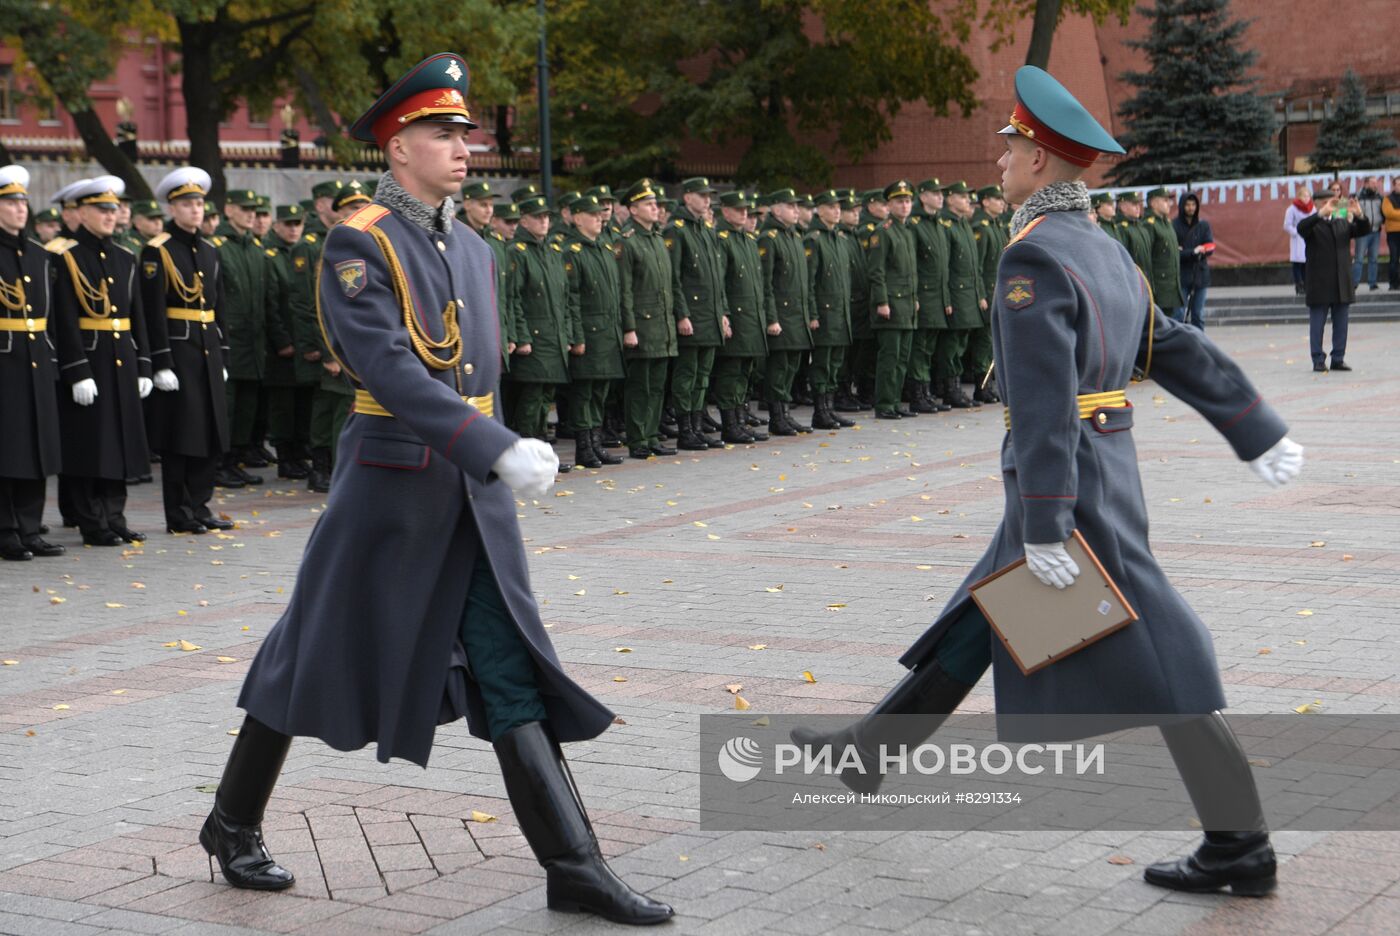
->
<box><xmin>849</xmin><ymin>338</ymin><xmax>877</xmax><ymax>390</ymax></box>
<box><xmin>874</xmin><ymin>329</ymin><xmax>913</xmax><ymax>412</ymax></box>
<box><xmin>267</xmin><ymin>385</ymin><xmax>315</xmax><ymax>448</ymax></box>
<box><xmin>712</xmin><ymin>356</ymin><xmax>759</xmax><ymax>409</ymax></box>
<box><xmin>309</xmin><ymin>385</ymin><xmax>352</xmax><ymax>460</ymax></box>
<box><xmin>965</xmin><ymin>325</ymin><xmax>993</xmax><ymax>375</ymax></box>
<box><xmin>566</xmin><ymin>378</ymin><xmax>609</xmax><ymax>431</ymax></box>
<box><xmin>765</xmin><ymin>349</ymin><xmax>803</xmax><ymax>403</ymax></box>
<box><xmin>625</xmin><ymin>357</ymin><xmax>669</xmax><ymax>448</ymax></box>
<box><xmin>226</xmin><ymin>379</ymin><xmax>261</xmax><ymax>448</ymax></box>
<box><xmin>459</xmin><ymin>550</ymin><xmax>547</xmax><ymax>741</ymax></box>
<box><xmin>934</xmin><ymin>329</ymin><xmax>970</xmax><ymax>380</ymax></box>
<box><xmin>671</xmin><ymin>345</ymin><xmax>718</xmax><ymax>412</ymax></box>
<box><xmin>932</xmin><ymin>602</ymin><xmax>994</xmax><ymax>686</ymax></box>
<box><xmin>906</xmin><ymin>328</ymin><xmax>940</xmax><ymax>382</ymax></box>
<box><xmin>809</xmin><ymin>346</ymin><xmax>845</xmax><ymax>394</ymax></box>
<box><xmin>508</xmin><ymin>381</ymin><xmax>556</xmax><ymax>440</ymax></box>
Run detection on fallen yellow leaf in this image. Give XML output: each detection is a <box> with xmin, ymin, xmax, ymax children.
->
<box><xmin>53</xmin><ymin>704</ymin><xmax>70</xmax><ymax>711</ymax></box>
<box><xmin>104</xmin><ymin>602</ymin><xmax>125</xmax><ymax>609</ymax></box>
<box><xmin>725</xmin><ymin>683</ymin><xmax>742</xmax><ymax>694</ymax></box>
<box><xmin>734</xmin><ymin>695</ymin><xmax>751</xmax><ymax>710</ymax></box>
<box><xmin>802</xmin><ymin>671</ymin><xmax>817</xmax><ymax>683</ymax></box>
<box><xmin>1107</xmin><ymin>855</ymin><xmax>1134</xmax><ymax>866</ymax></box>
<box><xmin>49</xmin><ymin>596</ymin><xmax>65</xmax><ymax>605</ymax></box>
<box><xmin>826</xmin><ymin>603</ymin><xmax>846</xmax><ymax>610</ymax></box>
<box><xmin>216</xmin><ymin>657</ymin><xmax>238</xmax><ymax>664</ymax></box>
<box><xmin>749</xmin><ymin>644</ymin><xmax>767</xmax><ymax>651</ymax></box>
<box><xmin>2</xmin><ymin>660</ymin><xmax>17</xmax><ymax>666</ymax></box>
<box><xmin>707</xmin><ymin>533</ymin><xmax>720</xmax><ymax>540</ymax></box>
<box><xmin>1294</xmin><ymin>700</ymin><xmax>1323</xmax><ymax>715</ymax></box>
<box><xmin>176</xmin><ymin>640</ymin><xmax>201</xmax><ymax>651</ymax></box>
<box><xmin>1343</xmin><ymin>554</ymin><xmax>1354</xmax><ymax>561</ymax></box>
<box><xmin>1257</xmin><ymin>648</ymin><xmax>1272</xmax><ymax>655</ymax></box>
<box><xmin>111</xmin><ymin>689</ymin><xmax>126</xmax><ymax>695</ymax></box>
<box><xmin>613</xmin><ymin>676</ymin><xmax>627</xmax><ymax>682</ymax></box>
<box><xmin>470</xmin><ymin>810</ymin><xmax>497</xmax><ymax>823</ymax></box>
<box><xmin>765</xmin><ymin>586</ymin><xmax>784</xmax><ymax>593</ymax></box>
<box><xmin>916</xmin><ymin>565</ymin><xmax>932</xmax><ymax>571</ymax></box>
<box><xmin>227</xmin><ymin>728</ymin><xmax>240</xmax><ymax>736</ymax></box>
<box><xmin>692</xmin><ymin>521</ymin><xmax>708</xmax><ymax>528</ymax></box>
<box><xmin>614</xmin><ymin>647</ymin><xmax>633</xmax><ymax>653</ymax></box>
<box><xmin>1310</xmin><ymin>541</ymin><xmax>1325</xmax><ymax>548</ymax></box>
<box><xmin>574</xmin><ymin>589</ymin><xmax>586</xmax><ymax>596</ymax></box>
<box><xmin>130</xmin><ymin>582</ymin><xmax>145</xmax><ymax>589</ymax></box>
<box><xmin>1297</xmin><ymin>609</ymin><xmax>1314</xmax><ymax>617</ymax></box>
<box><xmin>568</xmin><ymin>574</ymin><xmax>580</xmax><ymax>580</ymax></box>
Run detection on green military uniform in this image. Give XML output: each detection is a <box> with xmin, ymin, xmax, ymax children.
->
<box><xmin>866</xmin><ymin>181</ymin><xmax>919</xmax><ymax>419</ymax></box>
<box><xmin>835</xmin><ymin>189</ymin><xmax>871</xmax><ymax>410</ymax></box>
<box><xmin>848</xmin><ymin>191</ymin><xmax>887</xmax><ymax>405</ymax></box>
<box><xmin>665</xmin><ymin>177</ymin><xmax>727</xmax><ymax>448</ymax></box>
<box><xmin>505</xmin><ymin>196</ymin><xmax>570</xmax><ymax>440</ymax></box>
<box><xmin>712</xmin><ymin>192</ymin><xmax>770</xmax><ymax>442</ymax></box>
<box><xmin>114</xmin><ymin>193</ymin><xmax>144</xmax><ymax>255</ymax></box>
<box><xmin>1092</xmin><ymin>192</ymin><xmax>1122</xmax><ymax>244</ymax></box>
<box><xmin>562</xmin><ymin>195</ymin><xmax>626</xmax><ymax>468</ymax></box>
<box><xmin>462</xmin><ymin>182</ymin><xmax>524</xmax><ymax>370</ymax></box>
<box><xmin>804</xmin><ymin>189</ymin><xmax>852</xmax><ymax>429</ymax></box>
<box><xmin>262</xmin><ymin>205</ymin><xmax>320</xmax><ymax>473</ymax></box>
<box><xmin>909</xmin><ymin>179</ymin><xmax>952</xmax><ymax>412</ymax></box>
<box><xmin>1116</xmin><ymin>192</ymin><xmax>1153</xmax><ymax>279</ymax></box>
<box><xmin>1144</xmin><ymin>187</ymin><xmax>1183</xmax><ymax>313</ymax></box>
<box><xmin>758</xmin><ymin>189</ymin><xmax>813</xmax><ymax>434</ymax></box>
<box><xmin>969</xmin><ymin>185</ymin><xmax>1010</xmax><ymax>400</ymax></box>
<box><xmin>303</xmin><ymin>188</ymin><xmax>351</xmax><ymax>493</ymax></box>
<box><xmin>617</xmin><ymin>179</ymin><xmax>678</xmax><ymax>456</ymax></box>
<box><xmin>936</xmin><ymin>181</ymin><xmax>985</xmax><ymax>407</ymax></box>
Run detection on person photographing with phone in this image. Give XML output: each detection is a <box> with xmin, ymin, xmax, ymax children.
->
<box><xmin>1298</xmin><ymin>188</ymin><xmax>1371</xmax><ymax>372</ymax></box>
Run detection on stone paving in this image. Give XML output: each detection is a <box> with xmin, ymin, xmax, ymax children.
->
<box><xmin>1</xmin><ymin>321</ymin><xmax>1398</xmax><ymax>935</ymax></box>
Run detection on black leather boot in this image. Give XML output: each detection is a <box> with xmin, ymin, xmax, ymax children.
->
<box><xmin>788</xmin><ymin>659</ymin><xmax>974</xmax><ymax>795</ymax></box>
<box><xmin>810</xmin><ymin>393</ymin><xmax>842</xmax><ymax>430</ymax></box>
<box><xmin>907</xmin><ymin>379</ymin><xmax>936</xmax><ymax>414</ymax></box>
<box><xmin>276</xmin><ymin>446</ymin><xmax>309</xmax><ymax>480</ymax></box>
<box><xmin>924</xmin><ymin>381</ymin><xmax>951</xmax><ymax>412</ymax></box>
<box><xmin>200</xmin><ymin>716</ymin><xmax>295</xmax><ymax>890</ymax></box>
<box><xmin>827</xmin><ymin>393</ymin><xmax>856</xmax><ymax>427</ymax></box>
<box><xmin>659</xmin><ymin>405</ymin><xmax>679</xmax><ymax>440</ymax></box>
<box><xmin>691</xmin><ymin>411</ymin><xmax>723</xmax><ymax>448</ymax></box>
<box><xmin>942</xmin><ymin>376</ymin><xmax>974</xmax><ymax>410</ymax></box>
<box><xmin>306</xmin><ymin>448</ymin><xmax>331</xmax><ymax>493</ymax></box>
<box><xmin>699</xmin><ymin>406</ymin><xmax>722</xmax><ymax>434</ymax></box>
<box><xmin>720</xmin><ymin>408</ymin><xmax>754</xmax><ymax>444</ymax></box>
<box><xmin>783</xmin><ymin>401</ymin><xmax>812</xmax><ymax>434</ymax></box>
<box><xmin>743</xmin><ymin>400</ymin><xmax>764</xmax><ymax>427</ymax></box>
<box><xmin>214</xmin><ymin>454</ymin><xmax>247</xmax><ymax>489</ymax></box>
<box><xmin>495</xmin><ymin>722</ymin><xmax>674</xmax><ymax>925</ymax></box>
<box><xmin>676</xmin><ymin>412</ymin><xmax>709</xmax><ymax>451</ymax></box>
<box><xmin>574</xmin><ymin>435</ymin><xmax>603</xmax><ymax>469</ymax></box>
<box><xmin>834</xmin><ymin>387</ymin><xmax>864</xmax><ymax>412</ymax></box>
<box><xmin>590</xmin><ymin>429</ymin><xmax>623</xmax><ymax>465</ymax></box>
<box><xmin>768</xmin><ymin>400</ymin><xmax>796</xmax><ymax>437</ymax></box>
<box><xmin>1144</xmin><ymin>712</ymin><xmax>1276</xmax><ymax>896</ymax></box>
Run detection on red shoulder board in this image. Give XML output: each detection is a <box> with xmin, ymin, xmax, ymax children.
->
<box><xmin>1004</xmin><ymin>216</ymin><xmax>1046</xmax><ymax>250</ymax></box>
<box><xmin>342</xmin><ymin>204</ymin><xmax>390</xmax><ymax>232</ymax></box>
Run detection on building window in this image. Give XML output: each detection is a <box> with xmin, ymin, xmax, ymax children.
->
<box><xmin>0</xmin><ymin>66</ymin><xmax>15</xmax><ymax>121</ymax></box>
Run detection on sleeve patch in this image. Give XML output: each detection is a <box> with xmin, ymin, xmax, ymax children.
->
<box><xmin>142</xmin><ymin>260</ymin><xmax>158</xmax><ymax>279</ymax></box>
<box><xmin>1003</xmin><ymin>275</ymin><xmax>1035</xmax><ymax>309</ymax></box>
<box><xmin>334</xmin><ymin>258</ymin><xmax>367</xmax><ymax>298</ymax></box>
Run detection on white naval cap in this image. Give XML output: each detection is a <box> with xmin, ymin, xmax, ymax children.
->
<box><xmin>155</xmin><ymin>166</ymin><xmax>212</xmax><ymax>202</ymax></box>
<box><xmin>51</xmin><ymin>179</ymin><xmax>91</xmax><ymax>207</ymax></box>
<box><xmin>69</xmin><ymin>175</ymin><xmax>126</xmax><ymax>206</ymax></box>
<box><xmin>0</xmin><ymin>165</ymin><xmax>30</xmax><ymax>199</ymax></box>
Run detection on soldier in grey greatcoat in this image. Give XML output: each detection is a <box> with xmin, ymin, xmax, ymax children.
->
<box><xmin>199</xmin><ymin>53</ymin><xmax>671</xmax><ymax>927</ymax></box>
<box><xmin>794</xmin><ymin>66</ymin><xmax>1304</xmax><ymax>901</ymax></box>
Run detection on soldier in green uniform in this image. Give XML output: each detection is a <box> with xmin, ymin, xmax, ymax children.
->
<box><xmin>1145</xmin><ymin>186</ymin><xmax>1184</xmax><ymax>319</ymax></box>
<box><xmin>616</xmin><ymin>180</ymin><xmax>678</xmax><ymax>458</ymax></box>
<box><xmin>506</xmin><ymin>195</ymin><xmax>572</xmax><ymax>446</ymax></box>
<box><xmin>866</xmin><ymin>180</ymin><xmax>919</xmax><ymax>420</ymax></box>
<box><xmin>252</xmin><ymin>196</ymin><xmax>273</xmax><ymax>241</ymax></box>
<box><xmin>805</xmin><ymin>189</ymin><xmax>854</xmax><ymax>429</ymax></box>
<box><xmin>113</xmin><ymin>191</ymin><xmax>142</xmax><ymax>254</ymax></box>
<box><xmin>32</xmin><ymin>206</ymin><xmax>63</xmax><ymax>244</ymax></box>
<box><xmin>935</xmin><ymin>181</ymin><xmax>985</xmax><ymax>409</ymax></box>
<box><xmin>304</xmin><ymin>188</ymin><xmax>356</xmax><ymax>493</ymax></box>
<box><xmin>849</xmin><ymin>190</ymin><xmax>888</xmax><ymax>407</ymax></box>
<box><xmin>310</xmin><ymin>180</ymin><xmax>341</xmax><ymax>236</ymax></box>
<box><xmin>461</xmin><ymin>182</ymin><xmax>522</xmax><ymax>370</ymax></box>
<box><xmin>130</xmin><ymin>199</ymin><xmax>165</xmax><ymax>242</ymax></box>
<box><xmin>1116</xmin><ymin>191</ymin><xmax>1153</xmax><ymax>278</ymax></box>
<box><xmin>262</xmin><ymin>204</ymin><xmax>319</xmax><ymax>478</ymax></box>
<box><xmin>584</xmin><ymin>186</ymin><xmax>617</xmax><ymax>245</ymax></box>
<box><xmin>1093</xmin><ymin>192</ymin><xmax>1121</xmax><ymax>242</ymax></box>
<box><xmin>552</xmin><ymin>191</ymin><xmax>580</xmax><ymax>246</ymax></box>
<box><xmin>969</xmin><ymin>184</ymin><xmax>1009</xmax><ymax>402</ymax></box>
<box><xmin>909</xmin><ymin>178</ymin><xmax>951</xmax><ymax>413</ymax></box>
<box><xmin>831</xmin><ymin>189</ymin><xmax>866</xmax><ymax>413</ymax></box>
<box><xmin>334</xmin><ymin>182</ymin><xmax>372</xmax><ymax>219</ymax></box>
<box><xmin>562</xmin><ymin>195</ymin><xmax>625</xmax><ymax>468</ymax></box>
<box><xmin>712</xmin><ymin>191</ymin><xmax>769</xmax><ymax>444</ymax></box>
<box><xmin>758</xmin><ymin>188</ymin><xmax>814</xmax><ymax>435</ymax></box>
<box><xmin>665</xmin><ymin>177</ymin><xmax>728</xmax><ymax>450</ymax></box>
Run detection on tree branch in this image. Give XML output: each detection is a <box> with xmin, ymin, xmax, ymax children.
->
<box><xmin>214</xmin><ymin>18</ymin><xmax>316</xmax><ymax>95</ymax></box>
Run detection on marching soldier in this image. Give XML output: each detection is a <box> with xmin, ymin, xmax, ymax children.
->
<box><xmin>33</xmin><ymin>207</ymin><xmax>64</xmax><ymax>244</ymax></box>
<box><xmin>0</xmin><ymin>165</ymin><xmax>64</xmax><ymax>559</ymax></box>
<box><xmin>865</xmin><ymin>180</ymin><xmax>919</xmax><ymax>420</ymax></box>
<box><xmin>1116</xmin><ymin>191</ymin><xmax>1153</xmax><ymax>278</ymax></box>
<box><xmin>263</xmin><ymin>205</ymin><xmax>319</xmax><ymax>479</ymax></box>
<box><xmin>805</xmin><ymin>189</ymin><xmax>853</xmax><ymax>430</ymax></box>
<box><xmin>140</xmin><ymin>167</ymin><xmax>234</xmax><ymax>534</ymax></box>
<box><xmin>616</xmin><ymin>179</ymin><xmax>678</xmax><ymax>458</ymax></box>
<box><xmin>666</xmin><ymin>177</ymin><xmax>728</xmax><ymax>450</ymax></box>
<box><xmin>505</xmin><ymin>195</ymin><xmax>571</xmax><ymax>451</ymax></box>
<box><xmin>909</xmin><ymin>178</ymin><xmax>952</xmax><ymax>413</ymax></box>
<box><xmin>202</xmin><ymin>53</ymin><xmax>670</xmax><ymax>925</ymax></box>
<box><xmin>1145</xmin><ymin>186</ymin><xmax>1184</xmax><ymax>318</ymax></box>
<box><xmin>1093</xmin><ymin>192</ymin><xmax>1121</xmax><ymax>242</ymax></box>
<box><xmin>969</xmin><ymin>184</ymin><xmax>1009</xmax><ymax>402</ymax></box>
<box><xmin>936</xmin><ymin>181</ymin><xmax>985</xmax><ymax>409</ymax></box>
<box><xmin>562</xmin><ymin>194</ymin><xmax>625</xmax><ymax>468</ymax></box>
<box><xmin>461</xmin><ymin>182</ymin><xmax>521</xmax><ymax>370</ymax></box>
<box><xmin>712</xmin><ymin>191</ymin><xmax>769</xmax><ymax>444</ymax></box>
<box><xmin>50</xmin><ymin>176</ymin><xmax>152</xmax><ymax>546</ymax></box>
<box><xmin>759</xmin><ymin>188</ymin><xmax>814</xmax><ymax>435</ymax></box>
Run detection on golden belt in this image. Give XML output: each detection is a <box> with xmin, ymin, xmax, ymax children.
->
<box><xmin>167</xmin><ymin>307</ymin><xmax>215</xmax><ymax>323</ymax></box>
<box><xmin>354</xmin><ymin>388</ymin><xmax>494</xmax><ymax>419</ymax></box>
<box><xmin>78</xmin><ymin>318</ymin><xmax>130</xmax><ymax>331</ymax></box>
<box><xmin>1004</xmin><ymin>389</ymin><xmax>1127</xmax><ymax>430</ymax></box>
<box><xmin>0</xmin><ymin>317</ymin><xmax>46</xmax><ymax>332</ymax></box>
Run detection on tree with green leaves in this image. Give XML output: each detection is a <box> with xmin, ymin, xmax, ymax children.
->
<box><xmin>1109</xmin><ymin>0</ymin><xmax>1278</xmax><ymax>185</ymax></box>
<box><xmin>1310</xmin><ymin>69</ymin><xmax>1399</xmax><ymax>172</ymax></box>
<box><xmin>954</xmin><ymin>0</ymin><xmax>1134</xmax><ymax>69</ymax></box>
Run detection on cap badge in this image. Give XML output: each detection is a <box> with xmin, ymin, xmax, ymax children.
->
<box><xmin>445</xmin><ymin>60</ymin><xmax>463</xmax><ymax>82</ymax></box>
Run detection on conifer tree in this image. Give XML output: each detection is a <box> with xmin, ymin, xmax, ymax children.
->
<box><xmin>1310</xmin><ymin>69</ymin><xmax>1399</xmax><ymax>172</ymax></box>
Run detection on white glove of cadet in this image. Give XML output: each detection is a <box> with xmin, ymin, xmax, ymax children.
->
<box><xmin>223</xmin><ymin>368</ymin><xmax>229</xmax><ymax>381</ymax></box>
<box><xmin>1248</xmin><ymin>436</ymin><xmax>1304</xmax><ymax>488</ymax></box>
<box><xmin>153</xmin><ymin>369</ymin><xmax>179</xmax><ymax>392</ymax></box>
<box><xmin>1025</xmin><ymin>541</ymin><xmax>1081</xmax><ymax>590</ymax></box>
<box><xmin>491</xmin><ymin>438</ymin><xmax>559</xmax><ymax>499</ymax></box>
<box><xmin>72</xmin><ymin>378</ymin><xmax>98</xmax><ymax>406</ymax></box>
<box><xmin>137</xmin><ymin>376</ymin><xmax>153</xmax><ymax>399</ymax></box>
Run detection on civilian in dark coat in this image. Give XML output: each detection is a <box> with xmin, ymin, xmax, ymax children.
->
<box><xmin>1173</xmin><ymin>192</ymin><xmax>1215</xmax><ymax>330</ymax></box>
<box><xmin>1298</xmin><ymin>191</ymin><xmax>1371</xmax><ymax>372</ymax></box>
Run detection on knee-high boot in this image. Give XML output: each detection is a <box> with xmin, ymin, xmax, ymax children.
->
<box><xmin>495</xmin><ymin>722</ymin><xmax>674</xmax><ymax>925</ymax></box>
<box><xmin>788</xmin><ymin>659</ymin><xmax>974</xmax><ymax>795</ymax></box>
<box><xmin>1143</xmin><ymin>712</ymin><xmax>1276</xmax><ymax>896</ymax></box>
<box><xmin>200</xmin><ymin>716</ymin><xmax>295</xmax><ymax>890</ymax></box>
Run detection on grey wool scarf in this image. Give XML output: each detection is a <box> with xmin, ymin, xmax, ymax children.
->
<box><xmin>1008</xmin><ymin>180</ymin><xmax>1091</xmax><ymax>239</ymax></box>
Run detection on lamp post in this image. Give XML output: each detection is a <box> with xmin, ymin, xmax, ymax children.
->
<box><xmin>536</xmin><ymin>0</ymin><xmax>552</xmax><ymax>201</ymax></box>
<box><xmin>279</xmin><ymin>103</ymin><xmax>300</xmax><ymax>168</ymax></box>
<box><xmin>115</xmin><ymin>97</ymin><xmax>138</xmax><ymax>161</ymax></box>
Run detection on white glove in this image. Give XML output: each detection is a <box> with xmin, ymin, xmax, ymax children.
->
<box><xmin>1025</xmin><ymin>541</ymin><xmax>1081</xmax><ymax>590</ymax></box>
<box><xmin>137</xmin><ymin>376</ymin><xmax>153</xmax><ymax>399</ymax></box>
<box><xmin>223</xmin><ymin>368</ymin><xmax>229</xmax><ymax>381</ymax></box>
<box><xmin>72</xmin><ymin>378</ymin><xmax>98</xmax><ymax>406</ymax></box>
<box><xmin>491</xmin><ymin>439</ymin><xmax>559</xmax><ymax>499</ymax></box>
<box><xmin>1248</xmin><ymin>436</ymin><xmax>1304</xmax><ymax>488</ymax></box>
<box><xmin>153</xmin><ymin>369</ymin><xmax>179</xmax><ymax>392</ymax></box>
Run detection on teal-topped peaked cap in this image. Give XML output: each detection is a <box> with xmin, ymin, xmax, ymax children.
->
<box><xmin>997</xmin><ymin>66</ymin><xmax>1124</xmax><ymax>168</ymax></box>
<box><xmin>349</xmin><ymin>53</ymin><xmax>476</xmax><ymax>149</ymax></box>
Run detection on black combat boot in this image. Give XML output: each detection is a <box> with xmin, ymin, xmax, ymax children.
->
<box><xmin>720</xmin><ymin>408</ymin><xmax>755</xmax><ymax>444</ymax></box>
<box><xmin>590</xmin><ymin>429</ymin><xmax>623</xmax><ymax>465</ymax></box>
<box><xmin>942</xmin><ymin>376</ymin><xmax>974</xmax><ymax>410</ymax></box>
<box><xmin>691</xmin><ymin>411</ymin><xmax>723</xmax><ymax>448</ymax></box>
<box><xmin>676</xmin><ymin>412</ymin><xmax>710</xmax><ymax>451</ymax></box>
<box><xmin>699</xmin><ymin>406</ymin><xmax>722</xmax><ymax>434</ymax></box>
<box><xmin>833</xmin><ymin>386</ymin><xmax>864</xmax><ymax>412</ymax></box>
<box><xmin>908</xmin><ymin>379</ymin><xmax>936</xmax><ymax>414</ymax></box>
<box><xmin>276</xmin><ymin>445</ymin><xmax>309</xmax><ymax>480</ymax></box>
<box><xmin>1144</xmin><ymin>712</ymin><xmax>1276</xmax><ymax>896</ymax></box>
<box><xmin>200</xmin><ymin>716</ymin><xmax>295</xmax><ymax>890</ymax></box>
<box><xmin>743</xmin><ymin>400</ymin><xmax>765</xmax><ymax>427</ymax></box>
<box><xmin>306</xmin><ymin>448</ymin><xmax>331</xmax><ymax>493</ymax></box>
<box><xmin>789</xmin><ymin>659</ymin><xmax>975</xmax><ymax>795</ymax></box>
<box><xmin>768</xmin><ymin>399</ymin><xmax>796</xmax><ymax>437</ymax></box>
<box><xmin>782</xmin><ymin>401</ymin><xmax>812</xmax><ymax>434</ymax></box>
<box><xmin>827</xmin><ymin>393</ymin><xmax>856</xmax><ymax>427</ymax></box>
<box><xmin>213</xmin><ymin>453</ymin><xmax>247</xmax><ymax>489</ymax></box>
<box><xmin>810</xmin><ymin>393</ymin><xmax>842</xmax><ymax>430</ymax></box>
<box><xmin>659</xmin><ymin>405</ymin><xmax>679</xmax><ymax>440</ymax></box>
<box><xmin>495</xmin><ymin>723</ymin><xmax>674</xmax><ymax>924</ymax></box>
<box><xmin>574</xmin><ymin>434</ymin><xmax>603</xmax><ymax>469</ymax></box>
<box><xmin>922</xmin><ymin>381</ymin><xmax>950</xmax><ymax>412</ymax></box>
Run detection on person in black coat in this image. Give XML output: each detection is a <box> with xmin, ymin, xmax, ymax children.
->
<box><xmin>1172</xmin><ymin>192</ymin><xmax>1215</xmax><ymax>330</ymax></box>
<box><xmin>0</xmin><ymin>165</ymin><xmax>64</xmax><ymax>560</ymax></box>
<box><xmin>1298</xmin><ymin>190</ymin><xmax>1371</xmax><ymax>372</ymax></box>
<box><xmin>140</xmin><ymin>168</ymin><xmax>234</xmax><ymax>535</ymax></box>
